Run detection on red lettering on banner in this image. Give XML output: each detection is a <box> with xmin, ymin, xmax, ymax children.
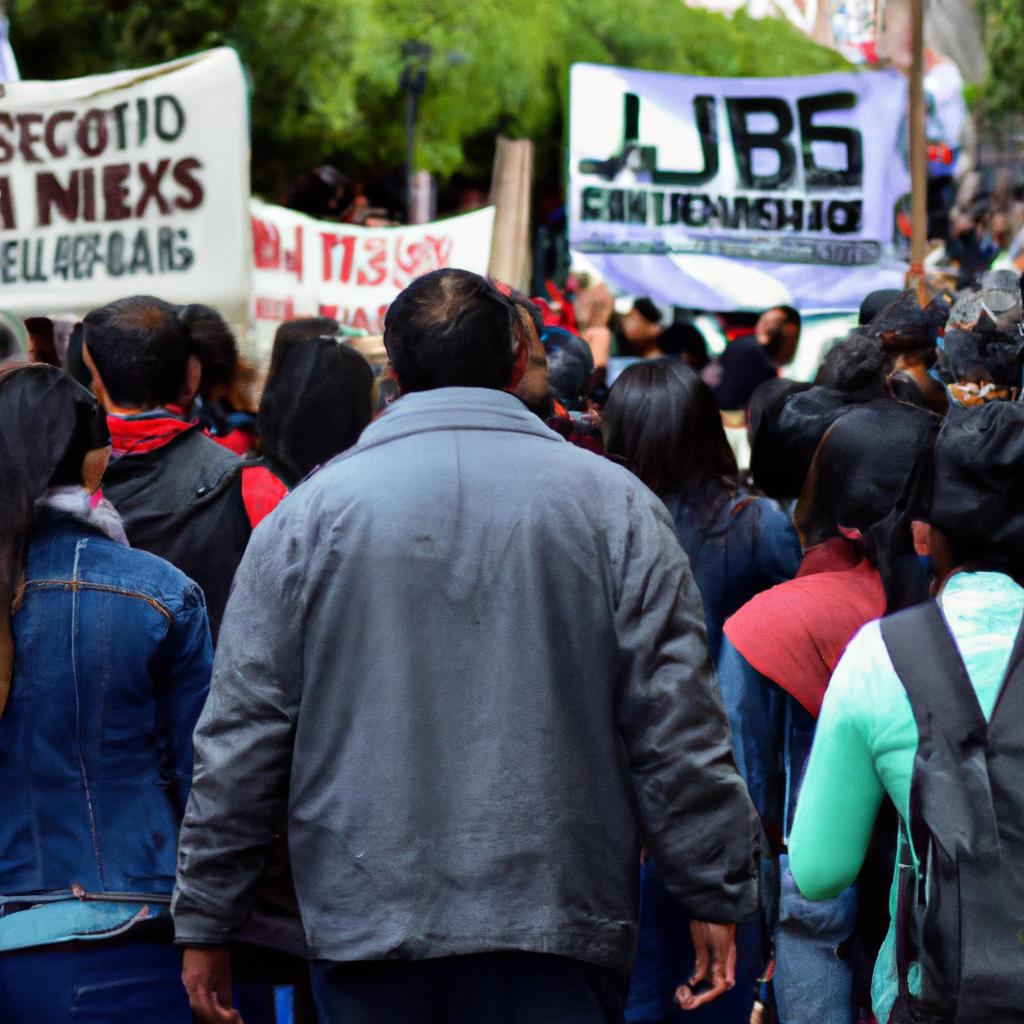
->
<box><xmin>253</xmin><ymin>217</ymin><xmax>302</xmax><ymax>281</ymax></box>
<box><xmin>321</xmin><ymin>231</ymin><xmax>454</xmax><ymax>288</ymax></box>
<box><xmin>254</xmin><ymin>296</ymin><xmax>297</xmax><ymax>321</ymax></box>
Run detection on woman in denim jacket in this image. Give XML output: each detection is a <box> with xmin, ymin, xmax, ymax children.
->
<box><xmin>0</xmin><ymin>365</ymin><xmax>212</xmax><ymax>1022</ymax></box>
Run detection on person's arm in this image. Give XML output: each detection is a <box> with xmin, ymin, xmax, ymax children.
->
<box><xmin>614</xmin><ymin>492</ymin><xmax>761</xmax><ymax>925</ymax></box>
<box><xmin>152</xmin><ymin>582</ymin><xmax>213</xmax><ymax>816</ymax></box>
<box><xmin>788</xmin><ymin>625</ymin><xmax>886</xmax><ymax>901</ymax></box>
<box><xmin>173</xmin><ymin>511</ymin><xmax>307</xmax><ymax>1020</ymax></box>
<box><xmin>753</xmin><ymin>499</ymin><xmax>803</xmax><ymax>588</ymax></box>
<box><xmin>715</xmin><ymin>636</ymin><xmax>785</xmax><ymax>825</ymax></box>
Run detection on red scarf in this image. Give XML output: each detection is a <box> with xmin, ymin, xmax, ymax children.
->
<box><xmin>723</xmin><ymin>537</ymin><xmax>887</xmax><ymax>718</ymax></box>
<box><xmin>107</xmin><ymin>412</ymin><xmax>196</xmax><ymax>458</ymax></box>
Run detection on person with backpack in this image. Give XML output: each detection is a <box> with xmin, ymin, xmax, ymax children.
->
<box><xmin>788</xmin><ymin>400</ymin><xmax>1024</xmax><ymax>1023</ymax></box>
<box><xmin>80</xmin><ymin>296</ymin><xmax>286</xmax><ymax>641</ymax></box>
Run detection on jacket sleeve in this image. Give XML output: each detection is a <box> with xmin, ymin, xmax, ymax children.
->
<box><xmin>153</xmin><ymin>582</ymin><xmax>213</xmax><ymax>816</ymax></box>
<box><xmin>172</xmin><ymin>517</ymin><xmax>305</xmax><ymax>946</ymax></box>
<box><xmin>614</xmin><ymin>491</ymin><xmax>761</xmax><ymax>924</ymax></box>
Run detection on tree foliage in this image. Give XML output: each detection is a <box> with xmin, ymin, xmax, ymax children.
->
<box><xmin>9</xmin><ymin>0</ymin><xmax>849</xmax><ymax>198</ymax></box>
<box><xmin>975</xmin><ymin>0</ymin><xmax>1024</xmax><ymax>125</ymax></box>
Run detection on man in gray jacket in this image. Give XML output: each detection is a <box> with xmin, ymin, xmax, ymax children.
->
<box><xmin>174</xmin><ymin>270</ymin><xmax>759</xmax><ymax>1024</ymax></box>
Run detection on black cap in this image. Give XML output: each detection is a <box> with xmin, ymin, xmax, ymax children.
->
<box><xmin>929</xmin><ymin>402</ymin><xmax>1024</xmax><ymax>570</ymax></box>
<box><xmin>632</xmin><ymin>297</ymin><xmax>663</xmax><ymax>325</ymax></box>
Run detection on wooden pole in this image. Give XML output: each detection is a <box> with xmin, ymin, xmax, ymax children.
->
<box><xmin>907</xmin><ymin>0</ymin><xmax>928</xmax><ymax>306</ymax></box>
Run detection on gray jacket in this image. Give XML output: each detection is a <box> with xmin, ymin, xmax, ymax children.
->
<box><xmin>173</xmin><ymin>388</ymin><xmax>759</xmax><ymax>972</ymax></box>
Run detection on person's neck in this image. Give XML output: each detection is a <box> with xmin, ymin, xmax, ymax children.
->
<box><xmin>105</xmin><ymin>401</ymin><xmax>152</xmax><ymax>417</ymax></box>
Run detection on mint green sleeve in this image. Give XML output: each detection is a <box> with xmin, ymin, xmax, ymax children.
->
<box><xmin>788</xmin><ymin>623</ymin><xmax>886</xmax><ymax>901</ymax></box>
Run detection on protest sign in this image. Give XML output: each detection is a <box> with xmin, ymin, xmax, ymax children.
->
<box><xmin>0</xmin><ymin>49</ymin><xmax>249</xmax><ymax>328</ymax></box>
<box><xmin>569</xmin><ymin>63</ymin><xmax>910</xmax><ymax>310</ymax></box>
<box><xmin>250</xmin><ymin>199</ymin><xmax>496</xmax><ymax>357</ymax></box>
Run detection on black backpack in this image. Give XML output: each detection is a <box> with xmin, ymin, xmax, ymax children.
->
<box><xmin>880</xmin><ymin>599</ymin><xmax>1024</xmax><ymax>1023</ymax></box>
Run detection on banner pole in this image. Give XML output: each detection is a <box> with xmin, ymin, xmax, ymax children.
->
<box><xmin>907</xmin><ymin>0</ymin><xmax>928</xmax><ymax>306</ymax></box>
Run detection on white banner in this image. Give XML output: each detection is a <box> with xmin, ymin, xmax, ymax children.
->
<box><xmin>0</xmin><ymin>49</ymin><xmax>249</xmax><ymax>327</ymax></box>
<box><xmin>250</xmin><ymin>200</ymin><xmax>496</xmax><ymax>357</ymax></box>
<box><xmin>569</xmin><ymin>63</ymin><xmax>910</xmax><ymax>310</ymax></box>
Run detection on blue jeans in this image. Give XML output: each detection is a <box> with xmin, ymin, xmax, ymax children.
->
<box><xmin>773</xmin><ymin>856</ymin><xmax>857</xmax><ymax>1024</ymax></box>
<box><xmin>311</xmin><ymin>951</ymin><xmax>628</xmax><ymax>1024</ymax></box>
<box><xmin>0</xmin><ymin>939</ymin><xmax>190</xmax><ymax>1023</ymax></box>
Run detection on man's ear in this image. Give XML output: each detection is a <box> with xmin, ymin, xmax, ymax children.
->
<box><xmin>82</xmin><ymin>446</ymin><xmax>111</xmax><ymax>493</ymax></box>
<box><xmin>912</xmin><ymin>520</ymin><xmax>932</xmax><ymax>558</ymax></box>
<box><xmin>81</xmin><ymin>342</ymin><xmax>111</xmax><ymax>411</ymax></box>
<box><xmin>178</xmin><ymin>354</ymin><xmax>202</xmax><ymax>409</ymax></box>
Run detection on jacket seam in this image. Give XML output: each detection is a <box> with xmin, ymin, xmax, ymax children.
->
<box><xmin>69</xmin><ymin>540</ymin><xmax>107</xmax><ymax>888</ymax></box>
<box><xmin>23</xmin><ymin>580</ymin><xmax>174</xmax><ymax>622</ymax></box>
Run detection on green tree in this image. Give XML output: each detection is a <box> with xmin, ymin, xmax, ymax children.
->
<box><xmin>8</xmin><ymin>0</ymin><xmax>849</xmax><ymax>199</ymax></box>
<box><xmin>975</xmin><ymin>0</ymin><xmax>1024</xmax><ymax>124</ymax></box>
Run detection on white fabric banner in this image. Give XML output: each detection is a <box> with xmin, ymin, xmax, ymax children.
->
<box><xmin>569</xmin><ymin>63</ymin><xmax>910</xmax><ymax>310</ymax></box>
<box><xmin>0</xmin><ymin>49</ymin><xmax>250</xmax><ymax>326</ymax></box>
<box><xmin>250</xmin><ymin>200</ymin><xmax>496</xmax><ymax>358</ymax></box>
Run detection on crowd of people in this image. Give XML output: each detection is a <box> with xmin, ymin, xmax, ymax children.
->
<box><xmin>1</xmin><ymin>258</ymin><xmax>1023</xmax><ymax>1024</ymax></box>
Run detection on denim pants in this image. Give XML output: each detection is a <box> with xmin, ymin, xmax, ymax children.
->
<box><xmin>0</xmin><ymin>938</ymin><xmax>190</xmax><ymax>1023</ymax></box>
<box><xmin>773</xmin><ymin>855</ymin><xmax>857</xmax><ymax>1024</ymax></box>
<box><xmin>311</xmin><ymin>951</ymin><xmax>629</xmax><ymax>1024</ymax></box>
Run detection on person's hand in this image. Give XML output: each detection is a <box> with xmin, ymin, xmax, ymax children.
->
<box><xmin>675</xmin><ymin>920</ymin><xmax>737</xmax><ymax>1011</ymax></box>
<box><xmin>182</xmin><ymin>946</ymin><xmax>242</xmax><ymax>1023</ymax></box>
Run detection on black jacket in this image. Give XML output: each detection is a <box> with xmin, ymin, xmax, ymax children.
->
<box><xmin>103</xmin><ymin>426</ymin><xmax>251</xmax><ymax>641</ymax></box>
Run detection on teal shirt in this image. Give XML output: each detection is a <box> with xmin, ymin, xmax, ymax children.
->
<box><xmin>788</xmin><ymin>571</ymin><xmax>1024</xmax><ymax>1022</ymax></box>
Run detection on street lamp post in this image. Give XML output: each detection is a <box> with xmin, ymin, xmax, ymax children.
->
<box><xmin>400</xmin><ymin>40</ymin><xmax>431</xmax><ymax>225</ymax></box>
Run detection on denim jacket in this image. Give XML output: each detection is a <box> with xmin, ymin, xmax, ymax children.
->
<box><xmin>0</xmin><ymin>511</ymin><xmax>212</xmax><ymax>950</ymax></box>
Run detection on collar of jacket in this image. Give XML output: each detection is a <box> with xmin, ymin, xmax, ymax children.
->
<box><xmin>357</xmin><ymin>387</ymin><xmax>565</xmax><ymax>452</ymax></box>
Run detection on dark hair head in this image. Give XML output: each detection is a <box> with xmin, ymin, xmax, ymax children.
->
<box><xmin>817</xmin><ymin>333</ymin><xmax>890</xmax><ymax>397</ymax></box>
<box><xmin>632</xmin><ymin>297</ymin><xmax>663</xmax><ymax>325</ymax></box>
<box><xmin>776</xmin><ymin>305</ymin><xmax>801</xmax><ymax>330</ymax></box>
<box><xmin>0</xmin><ymin>364</ymin><xmax>110</xmax><ymax>710</ymax></box>
<box><xmin>542</xmin><ymin>327</ymin><xmax>594</xmax><ymax>410</ymax></box>
<box><xmin>796</xmin><ymin>399</ymin><xmax>937</xmax><ymax>551</ymax></box>
<box><xmin>602</xmin><ymin>358</ymin><xmax>738</xmax><ymax>498</ymax></box>
<box><xmin>0</xmin><ymin>320</ymin><xmax>18</xmax><ymax>362</ymax></box>
<box><xmin>750</xmin><ymin>385</ymin><xmax>865</xmax><ymax>500</ymax></box>
<box><xmin>657</xmin><ymin>322</ymin><xmax>709</xmax><ymax>370</ymax></box>
<box><xmin>258</xmin><ymin>318</ymin><xmax>375</xmax><ymax>486</ymax></box>
<box><xmin>383</xmin><ymin>269</ymin><xmax>519</xmax><ymax>393</ymax></box>
<box><xmin>82</xmin><ymin>296</ymin><xmax>187</xmax><ymax>408</ymax></box>
<box><xmin>178</xmin><ymin>304</ymin><xmax>237</xmax><ymax>397</ymax></box>
<box><xmin>859</xmin><ymin>289</ymin><xmax>902</xmax><ymax>326</ymax></box>
<box><xmin>926</xmin><ymin>401</ymin><xmax>1024</xmax><ymax>574</ymax></box>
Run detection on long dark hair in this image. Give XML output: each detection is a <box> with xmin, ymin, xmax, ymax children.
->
<box><xmin>602</xmin><ymin>359</ymin><xmax>739</xmax><ymax>500</ymax></box>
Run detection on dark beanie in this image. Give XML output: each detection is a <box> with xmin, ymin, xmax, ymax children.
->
<box><xmin>929</xmin><ymin>402</ymin><xmax>1024</xmax><ymax>570</ymax></box>
<box><xmin>632</xmin><ymin>298</ymin><xmax>663</xmax><ymax>325</ymax></box>
<box><xmin>859</xmin><ymin>289</ymin><xmax>902</xmax><ymax>326</ymax></box>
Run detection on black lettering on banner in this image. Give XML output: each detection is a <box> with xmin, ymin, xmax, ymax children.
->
<box><xmin>1</xmin><ymin>239</ymin><xmax>16</xmax><ymax>283</ymax></box>
<box><xmin>130</xmin><ymin>228</ymin><xmax>153</xmax><ymax>274</ymax></box>
<box><xmin>627</xmin><ymin>190</ymin><xmax>647</xmax><ymax>224</ymax></box>
<box><xmin>138</xmin><ymin>98</ymin><xmax>149</xmax><ymax>146</ymax></box>
<box><xmin>160</xmin><ymin>227</ymin><xmax>194</xmax><ymax>272</ymax></box>
<box><xmin>72</xmin><ymin>233</ymin><xmax>103</xmax><ymax>279</ymax></box>
<box><xmin>653</xmin><ymin>95</ymin><xmax>719</xmax><ymax>187</ymax></box>
<box><xmin>827</xmin><ymin>199</ymin><xmax>862</xmax><ymax>234</ymax></box>
<box><xmin>682</xmin><ymin>195</ymin><xmax>708</xmax><ymax>228</ymax></box>
<box><xmin>797</xmin><ymin>92</ymin><xmax>863</xmax><ymax>189</ymax></box>
<box><xmin>107</xmin><ymin>230</ymin><xmax>126</xmax><ymax>276</ymax></box>
<box><xmin>753</xmin><ymin>197</ymin><xmax>775</xmax><ymax>230</ymax></box>
<box><xmin>725</xmin><ymin>97</ymin><xmax>796</xmax><ymax>190</ymax></box>
<box><xmin>776</xmin><ymin>199</ymin><xmax>804</xmax><ymax>232</ymax></box>
<box><xmin>154</xmin><ymin>95</ymin><xmax>186</xmax><ymax>142</ymax></box>
<box><xmin>581</xmin><ymin>186</ymin><xmax>606</xmax><ymax>221</ymax></box>
<box><xmin>112</xmin><ymin>103</ymin><xmax>130</xmax><ymax>150</ymax></box>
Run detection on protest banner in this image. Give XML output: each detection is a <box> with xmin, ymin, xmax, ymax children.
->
<box><xmin>569</xmin><ymin>63</ymin><xmax>910</xmax><ymax>310</ymax></box>
<box><xmin>0</xmin><ymin>48</ymin><xmax>249</xmax><ymax>330</ymax></box>
<box><xmin>250</xmin><ymin>199</ymin><xmax>496</xmax><ymax>357</ymax></box>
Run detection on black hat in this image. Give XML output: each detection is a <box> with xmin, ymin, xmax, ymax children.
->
<box><xmin>859</xmin><ymin>289</ymin><xmax>902</xmax><ymax>326</ymax></box>
<box><xmin>632</xmin><ymin>297</ymin><xmax>663</xmax><ymax>325</ymax></box>
<box><xmin>864</xmin><ymin>290</ymin><xmax>932</xmax><ymax>352</ymax></box>
<box><xmin>929</xmin><ymin>402</ymin><xmax>1024</xmax><ymax>572</ymax></box>
<box><xmin>542</xmin><ymin>327</ymin><xmax>594</xmax><ymax>410</ymax></box>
